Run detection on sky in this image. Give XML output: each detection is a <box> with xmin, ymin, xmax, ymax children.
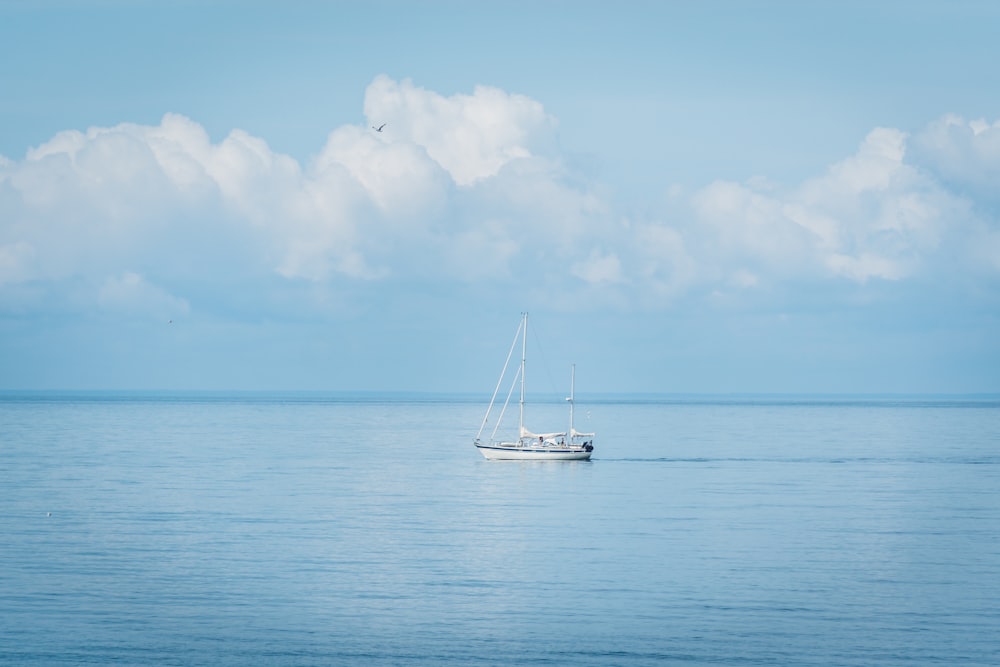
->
<box><xmin>1</xmin><ymin>0</ymin><xmax>999</xmax><ymax>394</ymax></box>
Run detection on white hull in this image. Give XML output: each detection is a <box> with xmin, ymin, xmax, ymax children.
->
<box><xmin>476</xmin><ymin>443</ymin><xmax>592</xmax><ymax>461</ymax></box>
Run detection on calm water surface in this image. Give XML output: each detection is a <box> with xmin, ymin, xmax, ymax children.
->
<box><xmin>2</xmin><ymin>393</ymin><xmax>998</xmax><ymax>665</ymax></box>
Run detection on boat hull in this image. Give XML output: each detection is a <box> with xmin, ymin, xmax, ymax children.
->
<box><xmin>475</xmin><ymin>443</ymin><xmax>592</xmax><ymax>461</ymax></box>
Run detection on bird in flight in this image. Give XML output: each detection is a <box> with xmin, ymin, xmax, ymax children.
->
<box><xmin>373</xmin><ymin>123</ymin><xmax>386</xmax><ymax>132</ymax></box>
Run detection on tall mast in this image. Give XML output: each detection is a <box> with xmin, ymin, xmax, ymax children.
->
<box><xmin>519</xmin><ymin>312</ymin><xmax>527</xmax><ymax>439</ymax></box>
<box><xmin>568</xmin><ymin>363</ymin><xmax>575</xmax><ymax>441</ymax></box>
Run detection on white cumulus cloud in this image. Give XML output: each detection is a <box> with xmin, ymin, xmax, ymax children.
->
<box><xmin>686</xmin><ymin>126</ymin><xmax>975</xmax><ymax>284</ymax></box>
<box><xmin>909</xmin><ymin>114</ymin><xmax>1000</xmax><ymax>197</ymax></box>
<box><xmin>0</xmin><ymin>76</ymin><xmax>600</xmax><ymax>314</ymax></box>
<box><xmin>362</xmin><ymin>75</ymin><xmax>556</xmax><ymax>186</ymax></box>
<box><xmin>1</xmin><ymin>81</ymin><xmax>998</xmax><ymax>322</ymax></box>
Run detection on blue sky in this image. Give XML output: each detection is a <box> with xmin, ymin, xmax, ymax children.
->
<box><xmin>1</xmin><ymin>1</ymin><xmax>998</xmax><ymax>393</ymax></box>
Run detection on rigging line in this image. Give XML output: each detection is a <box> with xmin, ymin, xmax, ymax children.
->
<box><xmin>476</xmin><ymin>315</ymin><xmax>523</xmax><ymax>440</ymax></box>
<box><xmin>491</xmin><ymin>362</ymin><xmax>521</xmax><ymax>442</ymax></box>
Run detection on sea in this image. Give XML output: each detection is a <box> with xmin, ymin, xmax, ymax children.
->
<box><xmin>1</xmin><ymin>392</ymin><xmax>998</xmax><ymax>666</ymax></box>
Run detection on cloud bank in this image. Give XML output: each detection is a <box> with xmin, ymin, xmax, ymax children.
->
<box><xmin>1</xmin><ymin>75</ymin><xmax>998</xmax><ymax>321</ymax></box>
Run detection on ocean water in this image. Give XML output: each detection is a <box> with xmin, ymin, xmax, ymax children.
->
<box><xmin>1</xmin><ymin>392</ymin><xmax>999</xmax><ymax>666</ymax></box>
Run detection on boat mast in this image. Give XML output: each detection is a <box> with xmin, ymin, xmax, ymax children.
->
<box><xmin>568</xmin><ymin>363</ymin><xmax>575</xmax><ymax>441</ymax></box>
<box><xmin>519</xmin><ymin>312</ymin><xmax>527</xmax><ymax>440</ymax></box>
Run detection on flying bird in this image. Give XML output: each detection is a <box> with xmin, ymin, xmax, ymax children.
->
<box><xmin>373</xmin><ymin>123</ymin><xmax>386</xmax><ymax>132</ymax></box>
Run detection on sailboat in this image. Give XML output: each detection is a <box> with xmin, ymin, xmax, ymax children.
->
<box><xmin>474</xmin><ymin>313</ymin><xmax>595</xmax><ymax>461</ymax></box>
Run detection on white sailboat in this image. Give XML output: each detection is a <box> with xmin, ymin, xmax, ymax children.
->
<box><xmin>474</xmin><ymin>313</ymin><xmax>595</xmax><ymax>461</ymax></box>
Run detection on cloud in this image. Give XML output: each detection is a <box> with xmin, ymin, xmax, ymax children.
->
<box><xmin>686</xmin><ymin>126</ymin><xmax>977</xmax><ymax>284</ymax></box>
<box><xmin>440</xmin><ymin>220</ymin><xmax>520</xmax><ymax>281</ymax></box>
<box><xmin>314</xmin><ymin>125</ymin><xmax>450</xmax><ymax>218</ymax></box>
<box><xmin>1</xmin><ymin>77</ymin><xmax>998</xmax><ymax>324</ymax></box>
<box><xmin>572</xmin><ymin>250</ymin><xmax>625</xmax><ymax>286</ymax></box>
<box><xmin>0</xmin><ymin>77</ymin><xmax>588</xmax><ymax>314</ymax></box>
<box><xmin>0</xmin><ymin>241</ymin><xmax>35</xmax><ymax>287</ymax></box>
<box><xmin>362</xmin><ymin>75</ymin><xmax>556</xmax><ymax>186</ymax></box>
<box><xmin>909</xmin><ymin>114</ymin><xmax>1000</xmax><ymax>199</ymax></box>
<box><xmin>631</xmin><ymin>223</ymin><xmax>698</xmax><ymax>300</ymax></box>
<box><xmin>98</xmin><ymin>271</ymin><xmax>190</xmax><ymax>319</ymax></box>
